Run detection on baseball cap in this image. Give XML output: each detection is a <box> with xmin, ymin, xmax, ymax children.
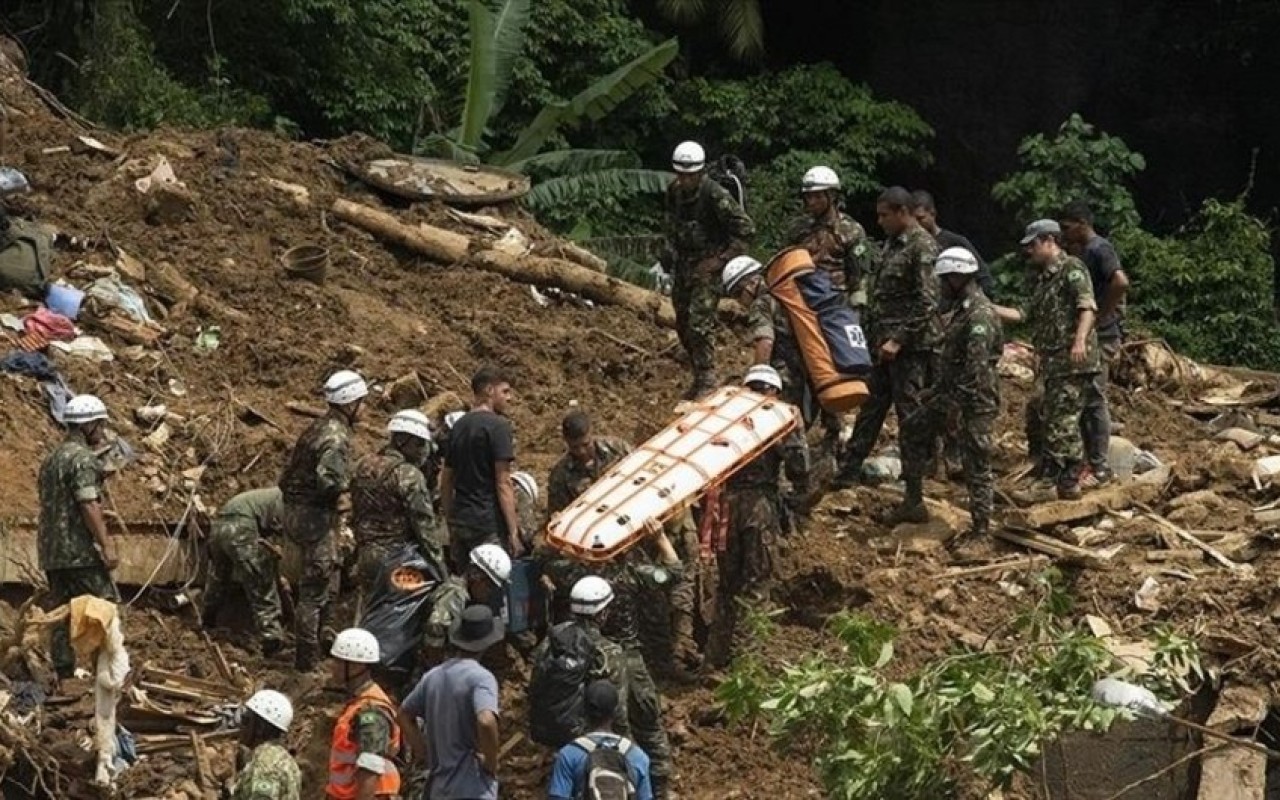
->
<box><xmin>584</xmin><ymin>680</ymin><xmax>619</xmax><ymax>717</ymax></box>
<box><xmin>1020</xmin><ymin>219</ymin><xmax>1061</xmax><ymax>245</ymax></box>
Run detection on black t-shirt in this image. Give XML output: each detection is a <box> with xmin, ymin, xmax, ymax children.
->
<box><xmin>445</xmin><ymin>409</ymin><xmax>515</xmax><ymax>534</ymax></box>
<box><xmin>1081</xmin><ymin>235</ymin><xmax>1124</xmax><ymax>339</ymax></box>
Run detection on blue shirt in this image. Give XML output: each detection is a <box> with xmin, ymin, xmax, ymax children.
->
<box><xmin>401</xmin><ymin>657</ymin><xmax>500</xmax><ymax>800</ymax></box>
<box><xmin>547</xmin><ymin>732</ymin><xmax>652</xmax><ymax>800</ymax></box>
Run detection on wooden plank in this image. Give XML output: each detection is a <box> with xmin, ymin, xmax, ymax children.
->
<box><xmin>190</xmin><ymin>731</ymin><xmax>214</xmax><ymax>797</ymax></box>
<box><xmin>1145</xmin><ymin>549</ymin><xmax>1205</xmax><ymax>565</ymax></box>
<box><xmin>202</xmin><ymin>632</ymin><xmax>244</xmax><ymax>690</ymax></box>
<box><xmin>1141</xmin><ymin>512</ymin><xmax>1251</xmax><ymax>575</ymax></box>
<box><xmin>1006</xmin><ymin>466</ymin><xmax>1170</xmax><ymax>529</ymax></box>
<box><xmin>993</xmin><ymin>528</ymin><xmax>1115</xmax><ymax>567</ymax></box>
<box><xmin>139</xmin><ymin>681</ymin><xmax>222</xmax><ymax>704</ymax></box>
<box><xmin>142</xmin><ymin>665</ymin><xmax>243</xmax><ymax>698</ymax></box>
<box><xmin>942</xmin><ymin>555</ymin><xmax>1050</xmax><ymax>579</ymax></box>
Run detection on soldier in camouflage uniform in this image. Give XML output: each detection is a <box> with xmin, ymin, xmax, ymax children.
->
<box><xmin>202</xmin><ymin>487</ymin><xmax>286</xmax><ymax>655</ymax></box>
<box><xmin>931</xmin><ymin>248</ymin><xmax>1003</xmax><ymax>540</ymax></box>
<box><xmin>542</xmin><ymin>409</ymin><xmax>700</xmax><ymax>670</ymax></box>
<box><xmin>233</xmin><ymin>689</ymin><xmax>301</xmax><ymax>800</ymax></box>
<box><xmin>835</xmin><ymin>187</ymin><xmax>941</xmax><ymax>524</ymax></box>
<box><xmin>664</xmin><ymin>140</ymin><xmax>755</xmax><ymax>399</ymax></box>
<box><xmin>38</xmin><ymin>394</ymin><xmax>120</xmax><ymax>680</ymax></box>
<box><xmin>278</xmin><ymin>370</ymin><xmax>366</xmax><ymax>671</ymax></box>
<box><xmin>351</xmin><ymin>410</ymin><xmax>447</xmax><ymax>597</ymax></box>
<box><xmin>995</xmin><ymin>220</ymin><xmax>1099</xmax><ymax>500</ymax></box>
<box><xmin>789</xmin><ymin>166</ymin><xmax>876</xmax><ymax>310</ymax></box>
<box><xmin>424</xmin><ymin>543</ymin><xmax>510</xmax><ymax>649</ymax></box>
<box><xmin>707</xmin><ymin>365</ymin><xmax>809</xmax><ymax>669</ymax></box>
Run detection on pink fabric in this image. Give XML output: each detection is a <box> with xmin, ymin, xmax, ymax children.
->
<box><xmin>23</xmin><ymin>306</ymin><xmax>77</xmax><ymax>342</ymax></box>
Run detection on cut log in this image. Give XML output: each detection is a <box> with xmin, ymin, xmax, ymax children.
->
<box><xmin>1005</xmin><ymin>466</ymin><xmax>1170</xmax><ymax>529</ymax></box>
<box><xmin>993</xmin><ymin>527</ymin><xmax>1118</xmax><ymax>567</ymax></box>
<box><xmin>330</xmin><ymin>198</ymin><xmax>680</xmax><ymax>328</ymax></box>
<box><xmin>89</xmin><ymin>311</ymin><xmax>165</xmax><ymax>346</ymax></box>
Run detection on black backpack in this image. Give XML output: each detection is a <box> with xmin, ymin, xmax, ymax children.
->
<box><xmin>573</xmin><ymin>735</ymin><xmax>637</xmax><ymax>800</ymax></box>
<box><xmin>528</xmin><ymin>621</ymin><xmax>595</xmax><ymax>747</ymax></box>
<box><xmin>705</xmin><ymin>154</ymin><xmax>747</xmax><ymax>208</ymax></box>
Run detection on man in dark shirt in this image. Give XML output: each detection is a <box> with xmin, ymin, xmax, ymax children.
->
<box><xmin>441</xmin><ymin>366</ymin><xmax>521</xmax><ymax>568</ymax></box>
<box><xmin>912</xmin><ymin>190</ymin><xmax>994</xmax><ymax>298</ymax></box>
<box><xmin>1060</xmin><ymin>201</ymin><xmax>1130</xmax><ymax>484</ymax></box>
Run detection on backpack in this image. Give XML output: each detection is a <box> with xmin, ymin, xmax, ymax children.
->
<box><xmin>705</xmin><ymin>154</ymin><xmax>747</xmax><ymax>209</ymax></box>
<box><xmin>573</xmin><ymin>735</ymin><xmax>636</xmax><ymax>800</ymax></box>
<box><xmin>528</xmin><ymin>621</ymin><xmax>596</xmax><ymax>747</ymax></box>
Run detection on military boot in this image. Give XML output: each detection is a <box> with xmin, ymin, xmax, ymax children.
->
<box><xmin>294</xmin><ymin>641</ymin><xmax>318</xmax><ymax>672</ymax></box>
<box><xmin>882</xmin><ymin>477</ymin><xmax>930</xmax><ymax>525</ymax></box>
<box><xmin>670</xmin><ymin>612</ymin><xmax>702</xmax><ymax>682</ymax></box>
<box><xmin>831</xmin><ymin>457</ymin><xmax>864</xmax><ymax>489</ymax></box>
<box><xmin>1056</xmin><ymin>461</ymin><xmax>1083</xmax><ymax>500</ymax></box>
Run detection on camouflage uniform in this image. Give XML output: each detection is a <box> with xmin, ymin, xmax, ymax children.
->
<box><xmin>664</xmin><ymin>177</ymin><xmax>755</xmax><ymax>389</ymax></box>
<box><xmin>708</xmin><ymin>426</ymin><xmax>809</xmax><ymax>668</ymax></box>
<box><xmin>1019</xmin><ymin>252</ymin><xmax>1100</xmax><ymax>484</ymax></box>
<box><xmin>514</xmin><ymin>482</ymin><xmax>540</xmax><ymax>549</ymax></box>
<box><xmin>204</xmin><ymin>488</ymin><xmax>286</xmax><ymax>646</ymax></box>
<box><xmin>351</xmin><ymin>445</ymin><xmax>447</xmax><ymax>592</ymax></box>
<box><xmin>233</xmin><ymin>741</ymin><xmax>301</xmax><ymax>800</ymax></box>
<box><xmin>38</xmin><ymin>429</ymin><xmax>119</xmax><ymax>678</ymax></box>
<box><xmin>546</xmin><ymin>437</ymin><xmax>634</xmax><ymax>518</ymax></box>
<box><xmin>532</xmin><ymin>618</ymin><xmax>632</xmax><ymax>736</ymax></box>
<box><xmin>844</xmin><ymin>225</ymin><xmax>941</xmax><ymax>480</ymax></box>
<box><xmin>278</xmin><ymin>411</ymin><xmax>354</xmax><ymax>667</ymax></box>
<box><xmin>787</xmin><ymin>207</ymin><xmax>875</xmax><ymax>308</ymax></box>
<box><xmin>932</xmin><ymin>286</ymin><xmax>1003</xmax><ymax>530</ymax></box>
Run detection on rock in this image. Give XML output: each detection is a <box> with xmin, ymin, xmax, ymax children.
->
<box><xmin>142</xmin><ymin>422</ymin><xmax>172</xmax><ymax>450</ymax></box>
<box><xmin>145</xmin><ymin>182</ymin><xmax>197</xmax><ymax>225</ymax></box>
<box><xmin>1197</xmin><ymin>745</ymin><xmax>1265</xmax><ymax>800</ymax></box>
<box><xmin>1216</xmin><ymin>427</ymin><xmax>1266</xmax><ymax>451</ymax></box>
<box><xmin>1205</xmin><ymin>686</ymin><xmax>1268</xmax><ymax>732</ymax></box>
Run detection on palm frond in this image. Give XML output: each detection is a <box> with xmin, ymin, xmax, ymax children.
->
<box><xmin>507</xmin><ymin>148</ymin><xmax>640</xmax><ymax>176</ymax></box>
<box><xmin>523</xmin><ymin>168</ymin><xmax>674</xmax><ymax>212</ymax></box>
<box><xmin>489</xmin><ymin>0</ymin><xmax>532</xmax><ymax>118</ymax></box>
<box><xmin>655</xmin><ymin>0</ymin><xmax>710</xmax><ymax>24</ymax></box>
<box><xmin>415</xmin><ymin>132</ymin><xmax>481</xmax><ymax>163</ymax></box>
<box><xmin>459</xmin><ymin>0</ymin><xmax>498</xmax><ymax>149</ymax></box>
<box><xmin>581</xmin><ymin>234</ymin><xmax>669</xmax><ymax>263</ymax></box>
<box><xmin>719</xmin><ymin>0</ymin><xmax>765</xmax><ymax>61</ymax></box>
<box><xmin>494</xmin><ymin>38</ymin><xmax>679</xmax><ymax>166</ymax></box>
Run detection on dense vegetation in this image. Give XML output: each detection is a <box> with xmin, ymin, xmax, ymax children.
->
<box><xmin>3</xmin><ymin>0</ymin><xmax>1277</xmax><ymax>370</ymax></box>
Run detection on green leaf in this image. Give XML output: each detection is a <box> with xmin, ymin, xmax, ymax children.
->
<box><xmin>488</xmin><ymin>0</ymin><xmax>532</xmax><ymax>120</ymax></box>
<box><xmin>495</xmin><ymin>38</ymin><xmax>679</xmax><ymax>165</ymax></box>
<box><xmin>523</xmin><ymin>168</ymin><xmax>674</xmax><ymax>212</ymax></box>
<box><xmin>655</xmin><ymin>0</ymin><xmax>709</xmax><ymax>24</ymax></box>
<box><xmin>875</xmin><ymin>642</ymin><xmax>894</xmax><ymax>669</ymax></box>
<box><xmin>887</xmin><ymin>683</ymin><xmax>913</xmax><ymax>716</ymax></box>
<box><xmin>718</xmin><ymin>0</ymin><xmax>765</xmax><ymax>61</ymax></box>
<box><xmin>971</xmin><ymin>683</ymin><xmax>995</xmax><ymax>704</ymax></box>
<box><xmin>506</xmin><ymin>148</ymin><xmax>641</xmax><ymax>176</ymax></box>
<box><xmin>459</xmin><ymin>0</ymin><xmax>498</xmax><ymax>150</ymax></box>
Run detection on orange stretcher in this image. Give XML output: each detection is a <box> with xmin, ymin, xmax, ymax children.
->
<box><xmin>545</xmin><ymin>386</ymin><xmax>800</xmax><ymax>562</ymax></box>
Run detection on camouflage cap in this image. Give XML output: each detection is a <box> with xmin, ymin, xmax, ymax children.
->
<box><xmin>1020</xmin><ymin>219</ymin><xmax>1061</xmax><ymax>245</ymax></box>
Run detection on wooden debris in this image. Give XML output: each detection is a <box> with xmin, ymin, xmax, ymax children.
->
<box><xmin>1215</xmin><ymin>427</ymin><xmax>1266</xmax><ymax>451</ymax></box>
<box><xmin>1</xmin><ymin>522</ymin><xmax>196</xmax><ymax>586</ymax></box>
<box><xmin>1141</xmin><ymin>511</ymin><xmax>1252</xmax><ymax>575</ymax></box>
<box><xmin>993</xmin><ymin>527</ymin><xmax>1119</xmax><ymax>567</ymax></box>
<box><xmin>589</xmin><ymin>327</ymin><xmax>651</xmax><ymax>356</ymax></box>
<box><xmin>498</xmin><ymin>732</ymin><xmax>525</xmax><ymax>760</ymax></box>
<box><xmin>89</xmin><ymin>310</ymin><xmax>165</xmax><ymax>346</ymax></box>
<box><xmin>190</xmin><ymin>731</ymin><xmax>215</xmax><ymax>798</ymax></box>
<box><xmin>1005</xmin><ymin>465</ymin><xmax>1170</xmax><ymax>529</ymax></box>
<box><xmin>1144</xmin><ymin>549</ymin><xmax>1205</xmax><ymax>565</ymax></box>
<box><xmin>136</xmin><ymin>729</ymin><xmax>237</xmax><ymax>755</ymax></box>
<box><xmin>942</xmin><ymin>555</ymin><xmax>1050</xmax><ymax>579</ymax></box>
<box><xmin>1253</xmin><ymin>508</ymin><xmax>1280</xmax><ymax>525</ymax></box>
<box><xmin>233</xmin><ymin>399</ymin><xmax>286</xmax><ymax>433</ymax></box>
<box><xmin>202</xmin><ymin>631</ymin><xmax>243</xmax><ymax>690</ymax></box>
<box><xmin>285</xmin><ymin>401</ymin><xmax>326</xmax><ymax>419</ymax></box>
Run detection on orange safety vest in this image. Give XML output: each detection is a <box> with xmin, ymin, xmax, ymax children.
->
<box><xmin>326</xmin><ymin>682</ymin><xmax>402</xmax><ymax>799</ymax></box>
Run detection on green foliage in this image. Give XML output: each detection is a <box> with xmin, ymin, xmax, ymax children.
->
<box><xmin>1122</xmin><ymin>199</ymin><xmax>1280</xmax><ymax>368</ymax></box>
<box><xmin>992</xmin><ymin>113</ymin><xmax>1146</xmax><ymax>233</ymax></box>
<box><xmin>654</xmin><ymin>0</ymin><xmax>765</xmax><ymax>61</ymax></box>
<box><xmin>674</xmin><ymin>64</ymin><xmax>933</xmax><ymax>250</ymax></box>
<box><xmin>718</xmin><ymin>571</ymin><xmax>1156</xmax><ymax>799</ymax></box>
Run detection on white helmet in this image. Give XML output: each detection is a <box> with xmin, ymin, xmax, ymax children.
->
<box><xmin>801</xmin><ymin>166</ymin><xmax>840</xmax><ymax>193</ymax></box>
<box><xmin>512</xmin><ymin>471</ymin><xmax>538</xmax><ymax>504</ymax></box>
<box><xmin>443</xmin><ymin>410</ymin><xmax>465</xmax><ymax>431</ymax></box>
<box><xmin>721</xmin><ymin>255</ymin><xmax>764</xmax><ymax>294</ymax></box>
<box><xmin>671</xmin><ymin>141</ymin><xmax>706</xmax><ymax>173</ymax></box>
<box><xmin>64</xmin><ymin>394</ymin><xmax>109</xmax><ymax>425</ymax></box>
<box><xmin>329</xmin><ymin>627</ymin><xmax>380</xmax><ymax>664</ymax></box>
<box><xmin>935</xmin><ymin>246</ymin><xmax>980</xmax><ymax>276</ymax></box>
<box><xmin>469</xmin><ymin>544</ymin><xmax>512</xmax><ymax>585</ymax></box>
<box><xmin>245</xmin><ymin>689</ymin><xmax>294</xmax><ymax>733</ymax></box>
<box><xmin>744</xmin><ymin>364</ymin><xmax>783</xmax><ymax>392</ymax></box>
<box><xmin>324</xmin><ymin>370</ymin><xmax>368</xmax><ymax>406</ymax></box>
<box><xmin>570</xmin><ymin>575</ymin><xmax>614</xmax><ymax>616</ymax></box>
<box><xmin>387</xmin><ymin>409</ymin><xmax>432</xmax><ymax>442</ymax></box>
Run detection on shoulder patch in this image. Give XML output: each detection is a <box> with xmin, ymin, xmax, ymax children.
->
<box><xmin>971</xmin><ymin>323</ymin><xmax>988</xmax><ymax>336</ymax></box>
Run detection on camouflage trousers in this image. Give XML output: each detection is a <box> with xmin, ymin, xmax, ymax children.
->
<box><xmin>956</xmin><ymin>412</ymin><xmax>996</xmax><ymax>526</ymax></box>
<box><xmin>282</xmin><ymin>504</ymin><xmax>337</xmax><ymax>660</ymax></box>
<box><xmin>845</xmin><ymin>350</ymin><xmax>935</xmax><ymax>478</ymax></box>
<box><xmin>47</xmin><ymin>566</ymin><xmax>120</xmax><ymax>678</ymax></box>
<box><xmin>205</xmin><ymin>518</ymin><xmax>284</xmax><ymax>643</ymax></box>
<box><xmin>637</xmin><ymin>513</ymin><xmax>699</xmax><ymax>673</ymax></box>
<box><xmin>671</xmin><ymin>269</ymin><xmax>718</xmax><ymax>375</ymax></box>
<box><xmin>1027</xmin><ymin>373</ymin><xmax>1093</xmax><ymax>477</ymax></box>
<box><xmin>708</xmin><ymin>488</ymin><xmax>778</xmax><ymax>668</ymax></box>
<box><xmin>622</xmin><ymin>646</ymin><xmax>672</xmax><ymax>786</ymax></box>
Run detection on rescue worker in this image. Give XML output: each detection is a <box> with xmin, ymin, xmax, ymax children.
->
<box><xmin>350</xmin><ymin>409</ymin><xmax>447</xmax><ymax>594</ymax></box>
<box><xmin>425</xmin><ymin>543</ymin><xmax>512</xmax><ymax>648</ymax></box>
<box><xmin>788</xmin><ymin>166</ymin><xmax>875</xmax><ymax>309</ymax></box>
<box><xmin>326</xmin><ymin>628</ymin><xmax>402</xmax><ymax>800</ymax></box>
<box><xmin>664</xmin><ymin>140</ymin><xmax>755</xmax><ymax>399</ymax></box>
<box><xmin>38</xmin><ymin>394</ymin><xmax>119</xmax><ymax>682</ymax></box>
<box><xmin>930</xmin><ymin>248</ymin><xmax>1002</xmax><ymax>542</ymax></box>
<box><xmin>834</xmin><ymin>186</ymin><xmax>941</xmax><ymax>525</ymax></box>
<box><xmin>722</xmin><ymin>254</ymin><xmax>824</xmax><ymax>492</ymax></box>
<box><xmin>995</xmin><ymin>220</ymin><xmax>1100</xmax><ymax>500</ymax></box>
<box><xmin>707</xmin><ymin>365</ymin><xmax>808</xmax><ymax>668</ymax></box>
<box><xmin>233</xmin><ymin>689</ymin><xmax>301</xmax><ymax>800</ymax></box>
<box><xmin>541</xmin><ymin>410</ymin><xmax>700</xmax><ymax>672</ymax></box>
<box><xmin>279</xmin><ymin>370</ymin><xmax>367</xmax><ymax>671</ymax></box>
<box><xmin>202</xmin><ymin>487</ymin><xmax>286</xmax><ymax>656</ymax></box>
<box><xmin>512</xmin><ymin>470</ymin><xmax>540</xmax><ymax>551</ymax></box>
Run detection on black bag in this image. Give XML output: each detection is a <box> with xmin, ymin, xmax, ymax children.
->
<box><xmin>706</xmin><ymin>154</ymin><xmax>747</xmax><ymax>208</ymax></box>
<box><xmin>528</xmin><ymin>621</ymin><xmax>595</xmax><ymax>747</ymax></box>
<box><xmin>358</xmin><ymin>545</ymin><xmax>444</xmax><ymax>671</ymax></box>
<box><xmin>573</xmin><ymin>735</ymin><xmax>636</xmax><ymax>800</ymax></box>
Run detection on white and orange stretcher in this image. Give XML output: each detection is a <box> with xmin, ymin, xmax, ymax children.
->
<box><xmin>545</xmin><ymin>386</ymin><xmax>800</xmax><ymax>561</ymax></box>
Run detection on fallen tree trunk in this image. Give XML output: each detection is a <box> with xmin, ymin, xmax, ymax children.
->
<box><xmin>1005</xmin><ymin>465</ymin><xmax>1172</xmax><ymax>529</ymax></box>
<box><xmin>330</xmin><ymin>198</ymin><xmax>680</xmax><ymax>327</ymax></box>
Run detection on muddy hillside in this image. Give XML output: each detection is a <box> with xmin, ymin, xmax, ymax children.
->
<box><xmin>2</xmin><ymin>49</ymin><xmax>1280</xmax><ymax>800</ymax></box>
